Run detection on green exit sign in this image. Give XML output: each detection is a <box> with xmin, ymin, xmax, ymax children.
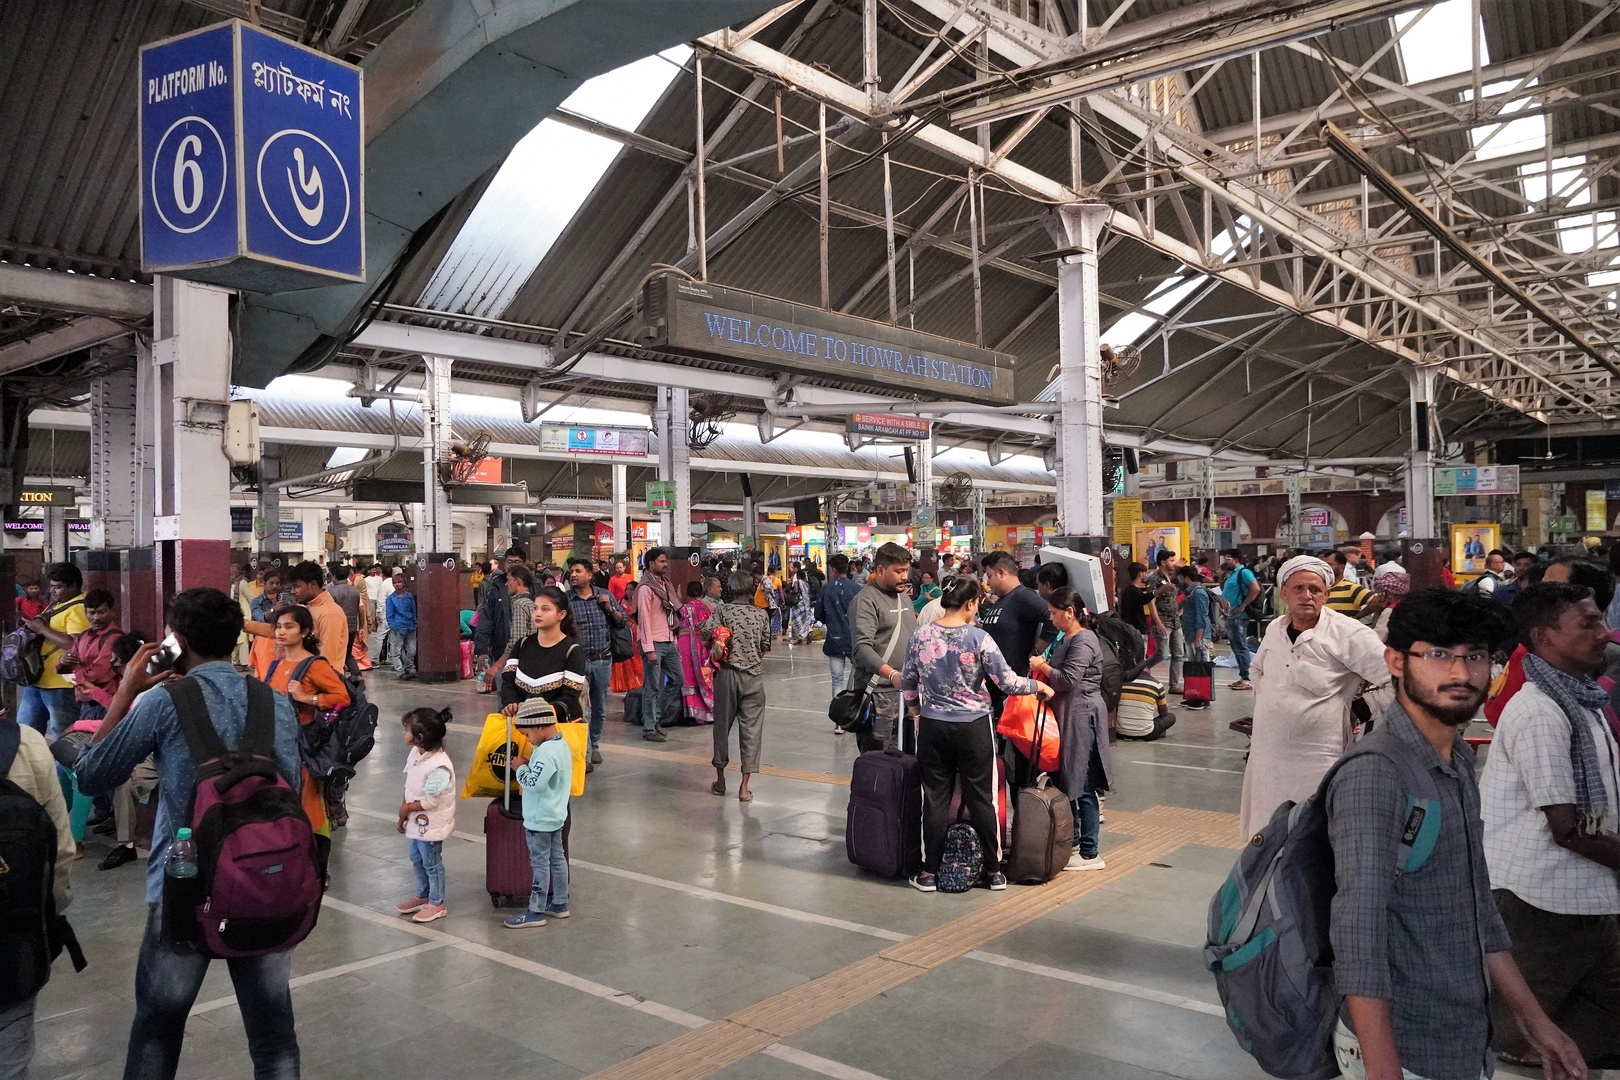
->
<box><xmin>646</xmin><ymin>481</ymin><xmax>676</xmax><ymax>511</ymax></box>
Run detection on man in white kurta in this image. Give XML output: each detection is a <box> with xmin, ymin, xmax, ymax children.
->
<box><xmin>1238</xmin><ymin>556</ymin><xmax>1391</xmax><ymax>838</ymax></box>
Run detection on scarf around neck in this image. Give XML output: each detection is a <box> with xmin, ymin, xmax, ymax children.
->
<box><xmin>1522</xmin><ymin>651</ymin><xmax>1612</xmax><ymax>835</ymax></box>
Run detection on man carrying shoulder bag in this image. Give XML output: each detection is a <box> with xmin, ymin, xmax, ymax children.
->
<box><xmin>848</xmin><ymin>543</ymin><xmax>919</xmax><ymax>751</ymax></box>
<box><xmin>75</xmin><ymin>588</ymin><xmax>306</xmax><ymax>1080</ymax></box>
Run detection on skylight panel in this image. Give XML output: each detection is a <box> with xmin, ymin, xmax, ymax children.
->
<box><xmin>1519</xmin><ymin>156</ymin><xmax>1617</xmax><ymax>255</ymax></box>
<box><xmin>326</xmin><ymin>447</ymin><xmax>371</xmax><ymax>469</ymax></box>
<box><xmin>420</xmin><ymin>46</ymin><xmax>692</xmax><ymax>318</ymax></box>
<box><xmin>1394</xmin><ymin>0</ymin><xmax>1476</xmax><ymax>85</ymax></box>
<box><xmin>1103</xmin><ymin>272</ymin><xmax>1202</xmax><ymax>349</ymax></box>
<box><xmin>1469</xmin><ymin>79</ymin><xmax>1546</xmax><ymax>161</ymax></box>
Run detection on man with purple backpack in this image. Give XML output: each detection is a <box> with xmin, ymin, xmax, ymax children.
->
<box><xmin>76</xmin><ymin>587</ymin><xmax>305</xmax><ymax>1079</ymax></box>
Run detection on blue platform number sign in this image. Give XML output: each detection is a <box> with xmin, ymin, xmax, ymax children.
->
<box><xmin>140</xmin><ymin>21</ymin><xmax>363</xmax><ymax>292</ymax></box>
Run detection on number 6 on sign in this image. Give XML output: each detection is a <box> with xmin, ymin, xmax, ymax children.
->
<box><xmin>173</xmin><ymin>134</ymin><xmax>204</xmax><ymax>214</ymax></box>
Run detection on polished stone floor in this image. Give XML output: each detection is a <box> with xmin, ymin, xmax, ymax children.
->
<box><xmin>27</xmin><ymin>641</ymin><xmax>1390</xmax><ymax>1080</ymax></box>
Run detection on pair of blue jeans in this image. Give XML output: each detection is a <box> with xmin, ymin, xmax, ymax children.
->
<box><xmin>1070</xmin><ymin>742</ymin><xmax>1108</xmax><ymax>860</ymax></box>
<box><xmin>1228</xmin><ymin>613</ymin><xmax>1254</xmax><ymax>681</ymax></box>
<box><xmin>584</xmin><ymin>656</ymin><xmax>611</xmax><ymax>752</ymax></box>
<box><xmin>641</xmin><ymin>640</ymin><xmax>682</xmax><ymax>733</ymax></box>
<box><xmin>525</xmin><ymin>827</ymin><xmax>568</xmax><ymax>914</ymax></box>
<box><xmin>16</xmin><ymin>685</ymin><xmax>77</xmax><ymax>739</ymax></box>
<box><xmin>409</xmin><ymin>839</ymin><xmax>444</xmax><ymax>905</ymax></box>
<box><xmin>124</xmin><ymin>904</ymin><xmax>298</xmax><ymax>1080</ymax></box>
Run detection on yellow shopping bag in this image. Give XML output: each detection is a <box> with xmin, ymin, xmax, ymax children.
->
<box><xmin>460</xmin><ymin>713</ymin><xmax>532</xmax><ymax>800</ymax></box>
<box><xmin>557</xmin><ymin>721</ymin><xmax>589</xmax><ymax>797</ymax></box>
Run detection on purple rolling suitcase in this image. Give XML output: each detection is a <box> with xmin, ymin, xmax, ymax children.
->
<box><xmin>845</xmin><ymin>720</ymin><xmax>921</xmax><ymax>879</ymax></box>
<box><xmin>484</xmin><ymin>714</ymin><xmax>570</xmax><ymax>907</ymax></box>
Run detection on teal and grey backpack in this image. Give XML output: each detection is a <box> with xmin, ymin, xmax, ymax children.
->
<box><xmin>1204</xmin><ymin>723</ymin><xmax>1442</xmax><ymax>1080</ymax></box>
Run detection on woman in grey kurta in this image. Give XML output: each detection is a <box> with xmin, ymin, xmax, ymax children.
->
<box><xmin>1028</xmin><ymin>586</ymin><xmax>1113</xmax><ymax>870</ymax></box>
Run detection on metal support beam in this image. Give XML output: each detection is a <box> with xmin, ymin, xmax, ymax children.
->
<box><xmin>151</xmin><ymin>276</ymin><xmax>232</xmax><ymax>543</ymax></box>
<box><xmin>657</xmin><ymin>387</ymin><xmax>692</xmax><ymax>546</ymax></box>
<box><xmin>0</xmin><ymin>317</ymin><xmax>129</xmax><ymax>376</ymax></box>
<box><xmin>0</xmin><ymin>263</ymin><xmax>151</xmax><ymax>319</ymax></box>
<box><xmin>89</xmin><ymin>364</ymin><xmax>139</xmax><ymax>550</ymax></box>
<box><xmin>258</xmin><ymin>446</ymin><xmax>282</xmax><ymax>553</ymax></box>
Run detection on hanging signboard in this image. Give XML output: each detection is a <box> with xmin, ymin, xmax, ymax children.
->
<box><xmin>1433</xmin><ymin>465</ymin><xmax>1519</xmax><ymax>496</ymax></box>
<box><xmin>139</xmin><ymin>21</ymin><xmax>364</xmax><ymax>291</ymax></box>
<box><xmin>640</xmin><ymin>274</ymin><xmax>1016</xmax><ymax>404</ymax></box>
<box><xmin>539</xmin><ymin>426</ymin><xmax>651</xmax><ymax>456</ymax></box>
<box><xmin>278</xmin><ymin>521</ymin><xmax>303</xmax><ymax>542</ymax></box>
<box><xmin>1299</xmin><ymin>508</ymin><xmax>1331</xmax><ymax>528</ymax></box>
<box><xmin>646</xmin><ymin>481</ymin><xmax>676</xmax><ymax>511</ymax></box>
<box><xmin>849</xmin><ymin>414</ymin><xmax>931</xmax><ymax>440</ymax></box>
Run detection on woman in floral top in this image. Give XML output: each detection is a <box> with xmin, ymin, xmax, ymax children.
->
<box><xmin>901</xmin><ymin>578</ymin><xmax>1053</xmax><ymax>893</ymax></box>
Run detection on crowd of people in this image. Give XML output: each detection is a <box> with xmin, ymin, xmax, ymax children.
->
<box><xmin>4</xmin><ymin>534</ymin><xmax>1618</xmax><ymax>1080</ymax></box>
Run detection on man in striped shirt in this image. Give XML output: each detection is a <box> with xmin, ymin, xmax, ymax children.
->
<box><xmin>1327</xmin><ymin>551</ymin><xmax>1374</xmax><ymax>619</ymax></box>
<box><xmin>1116</xmin><ymin>675</ymin><xmax>1176</xmax><ymax>741</ymax></box>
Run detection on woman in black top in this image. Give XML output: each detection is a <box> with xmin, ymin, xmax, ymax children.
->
<box><xmin>500</xmin><ymin>585</ymin><xmax>588</xmax><ymax>724</ymax></box>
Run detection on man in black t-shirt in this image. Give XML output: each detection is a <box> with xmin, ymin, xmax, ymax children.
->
<box><xmin>977</xmin><ymin>550</ymin><xmax>1055</xmax><ymax>680</ymax></box>
<box><xmin>1118</xmin><ymin>561</ymin><xmax>1156</xmax><ymax>637</ymax></box>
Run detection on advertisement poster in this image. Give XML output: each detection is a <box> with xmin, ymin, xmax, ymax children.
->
<box><xmin>1587</xmin><ymin>489</ymin><xmax>1608</xmax><ymax>532</ymax></box>
<box><xmin>1133</xmin><ymin>523</ymin><xmax>1188</xmax><ymax>565</ymax></box>
<box><xmin>1451</xmin><ymin>523</ymin><xmax>1499</xmax><ymax>575</ymax></box>
<box><xmin>1112</xmin><ymin>496</ymin><xmax>1142</xmax><ymax>546</ymax></box>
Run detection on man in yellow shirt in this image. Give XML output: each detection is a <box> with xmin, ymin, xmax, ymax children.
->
<box><xmin>19</xmin><ymin>562</ymin><xmax>90</xmax><ymax>738</ymax></box>
<box><xmin>1326</xmin><ymin>550</ymin><xmax>1374</xmax><ymax>619</ymax></box>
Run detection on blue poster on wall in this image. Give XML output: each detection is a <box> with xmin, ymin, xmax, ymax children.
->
<box><xmin>140</xmin><ymin>20</ymin><xmax>363</xmax><ymax>292</ymax></box>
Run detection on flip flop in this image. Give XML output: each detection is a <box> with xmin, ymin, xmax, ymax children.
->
<box><xmin>1228</xmin><ymin>681</ymin><xmax>1252</xmax><ymax>690</ymax></box>
<box><xmin>738</xmin><ymin>791</ymin><xmax>753</xmax><ymax>803</ymax></box>
<box><xmin>710</xmin><ymin>781</ymin><xmax>726</xmax><ymax>796</ymax></box>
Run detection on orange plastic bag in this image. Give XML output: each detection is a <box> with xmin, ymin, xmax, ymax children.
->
<box><xmin>996</xmin><ymin>694</ymin><xmax>1060</xmax><ymax>773</ymax></box>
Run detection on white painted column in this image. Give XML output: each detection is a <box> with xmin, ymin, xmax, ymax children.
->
<box><xmin>657</xmin><ymin>387</ymin><xmax>691</xmax><ymax>547</ymax></box>
<box><xmin>1404</xmin><ymin>365</ymin><xmax>1438</xmax><ymax>537</ymax></box>
<box><xmin>151</xmin><ymin>276</ymin><xmax>232</xmax><ymax>542</ymax></box>
<box><xmin>89</xmin><ymin>363</ymin><xmax>139</xmax><ymax>549</ymax></box>
<box><xmin>611</xmin><ymin>462</ymin><xmax>627</xmax><ymax>554</ymax></box>
<box><xmin>1051</xmin><ymin>204</ymin><xmax>1111</xmax><ymax>536</ymax></box>
<box><xmin>421</xmin><ymin>355</ymin><xmax>455</xmax><ymax>552</ymax></box>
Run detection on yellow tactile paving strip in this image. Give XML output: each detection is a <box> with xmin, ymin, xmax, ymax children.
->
<box><xmin>585</xmin><ymin>806</ymin><xmax>1243</xmax><ymax>1080</ymax></box>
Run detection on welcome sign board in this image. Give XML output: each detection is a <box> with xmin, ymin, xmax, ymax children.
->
<box><xmin>640</xmin><ymin>274</ymin><xmax>1015</xmax><ymax>404</ymax></box>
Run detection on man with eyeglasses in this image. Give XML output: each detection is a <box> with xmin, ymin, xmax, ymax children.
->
<box><xmin>1240</xmin><ymin>555</ymin><xmax>1391</xmax><ymax>838</ymax></box>
<box><xmin>1326</xmin><ymin>588</ymin><xmax>1584</xmax><ymax>1080</ymax></box>
<box><xmin>1481</xmin><ymin>582</ymin><xmax>1620</xmax><ymax>1072</ymax></box>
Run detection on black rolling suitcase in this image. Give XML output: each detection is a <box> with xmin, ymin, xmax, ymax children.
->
<box><xmin>845</xmin><ymin>718</ymin><xmax>921</xmax><ymax>878</ymax></box>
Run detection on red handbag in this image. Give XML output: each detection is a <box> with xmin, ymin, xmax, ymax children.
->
<box><xmin>996</xmin><ymin>694</ymin><xmax>1060</xmax><ymax>773</ymax></box>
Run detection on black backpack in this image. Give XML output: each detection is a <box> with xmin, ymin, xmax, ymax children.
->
<box><xmin>0</xmin><ymin>597</ymin><xmax>84</xmax><ymax>685</ymax></box>
<box><xmin>1087</xmin><ymin>613</ymin><xmax>1146</xmax><ymax>708</ymax></box>
<box><xmin>0</xmin><ymin>723</ymin><xmax>86</xmax><ymax>1008</ymax></box>
<box><xmin>267</xmin><ymin>655</ymin><xmax>378</xmax><ymax>781</ymax></box>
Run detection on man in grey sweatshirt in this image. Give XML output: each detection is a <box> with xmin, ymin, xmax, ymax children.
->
<box><xmin>850</xmin><ymin>542</ymin><xmax>919</xmax><ymax>749</ymax></box>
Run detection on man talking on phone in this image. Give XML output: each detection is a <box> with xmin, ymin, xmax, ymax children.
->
<box><xmin>74</xmin><ymin>587</ymin><xmax>303</xmax><ymax>1079</ymax></box>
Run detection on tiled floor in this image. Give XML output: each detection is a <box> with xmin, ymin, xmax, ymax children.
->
<box><xmin>34</xmin><ymin>643</ymin><xmax>1274</xmax><ymax>1080</ymax></box>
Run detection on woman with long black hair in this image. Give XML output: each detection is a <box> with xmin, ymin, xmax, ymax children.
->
<box><xmin>900</xmin><ymin>577</ymin><xmax>1053</xmax><ymax>893</ymax></box>
<box><xmin>1028</xmin><ymin>587</ymin><xmax>1112</xmax><ymax>871</ymax></box>
<box><xmin>500</xmin><ymin>585</ymin><xmax>588</xmax><ymax>728</ymax></box>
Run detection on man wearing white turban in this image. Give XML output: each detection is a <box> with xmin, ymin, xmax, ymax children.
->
<box><xmin>1238</xmin><ymin>555</ymin><xmax>1393</xmax><ymax>837</ymax></box>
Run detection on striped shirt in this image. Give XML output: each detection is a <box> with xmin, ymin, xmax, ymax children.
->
<box><xmin>1326</xmin><ymin>578</ymin><xmax>1371</xmax><ymax>616</ymax></box>
<box><xmin>1116</xmin><ymin>677</ymin><xmax>1167</xmax><ymax>738</ymax></box>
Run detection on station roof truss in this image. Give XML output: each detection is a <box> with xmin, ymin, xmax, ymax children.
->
<box><xmin>7</xmin><ymin>0</ymin><xmax>1620</xmax><ymax>469</ymax></box>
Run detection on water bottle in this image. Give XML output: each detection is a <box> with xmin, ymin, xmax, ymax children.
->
<box><xmin>161</xmin><ymin>827</ymin><xmax>203</xmax><ymax>950</ymax></box>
